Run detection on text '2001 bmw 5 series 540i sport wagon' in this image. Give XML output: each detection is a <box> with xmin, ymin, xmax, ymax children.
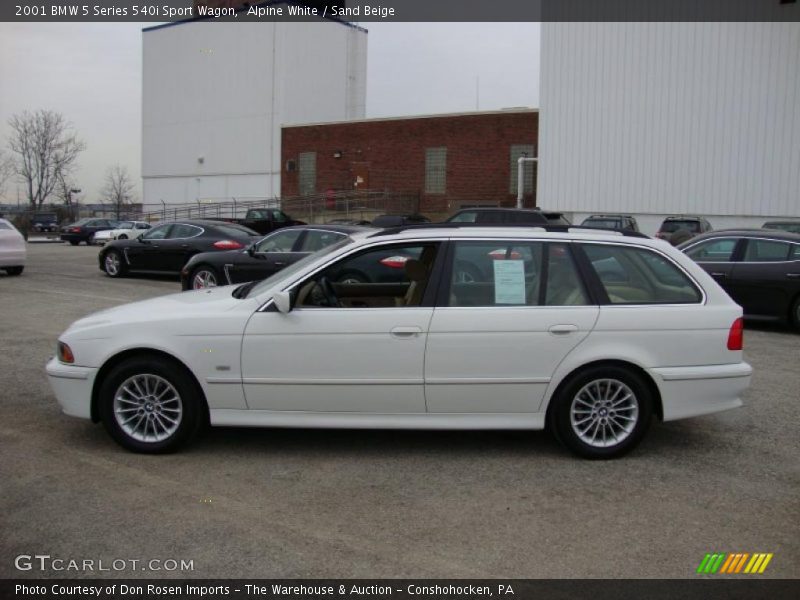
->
<box><xmin>47</xmin><ymin>225</ymin><xmax>752</xmax><ymax>459</ymax></box>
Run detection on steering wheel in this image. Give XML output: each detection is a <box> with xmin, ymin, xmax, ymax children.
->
<box><xmin>318</xmin><ymin>277</ymin><xmax>340</xmax><ymax>307</ymax></box>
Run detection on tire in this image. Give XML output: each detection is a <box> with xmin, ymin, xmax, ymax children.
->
<box><xmin>118</xmin><ymin>234</ymin><xmax>128</xmax><ymax>240</ymax></box>
<box><xmin>790</xmin><ymin>295</ymin><xmax>800</xmax><ymax>332</ymax></box>
<box><xmin>5</xmin><ymin>266</ymin><xmax>24</xmax><ymax>276</ymax></box>
<box><xmin>98</xmin><ymin>356</ymin><xmax>204</xmax><ymax>453</ymax></box>
<box><xmin>189</xmin><ymin>265</ymin><xmax>221</xmax><ymax>290</ymax></box>
<box><xmin>103</xmin><ymin>249</ymin><xmax>126</xmax><ymax>278</ymax></box>
<box><xmin>336</xmin><ymin>271</ymin><xmax>367</xmax><ymax>284</ymax></box>
<box><xmin>86</xmin><ymin>234</ymin><xmax>95</xmax><ymax>245</ymax></box>
<box><xmin>549</xmin><ymin>365</ymin><xmax>653</xmax><ymax>459</ymax></box>
<box><xmin>69</xmin><ymin>241</ymin><xmax>80</xmax><ymax>246</ymax></box>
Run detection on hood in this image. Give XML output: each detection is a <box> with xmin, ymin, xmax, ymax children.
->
<box><xmin>66</xmin><ymin>285</ymin><xmax>257</xmax><ymax>335</ymax></box>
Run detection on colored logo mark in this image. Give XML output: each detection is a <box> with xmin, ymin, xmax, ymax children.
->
<box><xmin>697</xmin><ymin>553</ymin><xmax>773</xmax><ymax>574</ymax></box>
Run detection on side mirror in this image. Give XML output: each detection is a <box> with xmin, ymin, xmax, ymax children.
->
<box><xmin>247</xmin><ymin>243</ymin><xmax>256</xmax><ymax>257</ymax></box>
<box><xmin>272</xmin><ymin>290</ymin><xmax>292</xmax><ymax>314</ymax></box>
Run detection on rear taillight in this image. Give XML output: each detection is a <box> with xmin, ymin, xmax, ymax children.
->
<box><xmin>70</xmin><ymin>227</ymin><xmax>81</xmax><ymax>233</ymax></box>
<box><xmin>727</xmin><ymin>317</ymin><xmax>744</xmax><ymax>351</ymax></box>
<box><xmin>379</xmin><ymin>256</ymin><xmax>410</xmax><ymax>269</ymax></box>
<box><xmin>213</xmin><ymin>240</ymin><xmax>244</xmax><ymax>250</ymax></box>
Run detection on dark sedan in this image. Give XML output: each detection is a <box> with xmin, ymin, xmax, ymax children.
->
<box><xmin>61</xmin><ymin>218</ymin><xmax>118</xmax><ymax>245</ymax></box>
<box><xmin>99</xmin><ymin>219</ymin><xmax>260</xmax><ymax>279</ymax></box>
<box><xmin>180</xmin><ymin>225</ymin><xmax>368</xmax><ymax>290</ymax></box>
<box><xmin>678</xmin><ymin>229</ymin><xmax>800</xmax><ymax>329</ymax></box>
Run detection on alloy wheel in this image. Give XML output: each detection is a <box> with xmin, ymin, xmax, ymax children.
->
<box><xmin>113</xmin><ymin>374</ymin><xmax>183</xmax><ymax>443</ymax></box>
<box><xmin>569</xmin><ymin>378</ymin><xmax>639</xmax><ymax>448</ymax></box>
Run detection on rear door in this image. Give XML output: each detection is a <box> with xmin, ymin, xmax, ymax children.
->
<box><xmin>424</xmin><ymin>239</ymin><xmax>599</xmax><ymax>413</ymax></box>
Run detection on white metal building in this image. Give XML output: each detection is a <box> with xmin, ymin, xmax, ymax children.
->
<box><xmin>538</xmin><ymin>22</ymin><xmax>800</xmax><ymax>234</ymax></box>
<box><xmin>142</xmin><ymin>17</ymin><xmax>367</xmax><ymax>207</ymax></box>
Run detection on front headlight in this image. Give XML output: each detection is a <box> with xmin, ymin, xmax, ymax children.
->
<box><xmin>57</xmin><ymin>341</ymin><xmax>75</xmax><ymax>364</ymax></box>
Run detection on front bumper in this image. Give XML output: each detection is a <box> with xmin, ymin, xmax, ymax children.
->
<box><xmin>46</xmin><ymin>357</ymin><xmax>98</xmax><ymax>420</ymax></box>
<box><xmin>650</xmin><ymin>362</ymin><xmax>753</xmax><ymax>421</ymax></box>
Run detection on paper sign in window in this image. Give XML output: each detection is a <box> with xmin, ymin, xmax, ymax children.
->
<box><xmin>493</xmin><ymin>260</ymin><xmax>526</xmax><ymax>304</ymax></box>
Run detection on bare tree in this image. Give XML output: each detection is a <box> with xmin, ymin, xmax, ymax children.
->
<box><xmin>0</xmin><ymin>149</ymin><xmax>15</xmax><ymax>199</ymax></box>
<box><xmin>101</xmin><ymin>164</ymin><xmax>135</xmax><ymax>219</ymax></box>
<box><xmin>7</xmin><ymin>110</ymin><xmax>85</xmax><ymax>209</ymax></box>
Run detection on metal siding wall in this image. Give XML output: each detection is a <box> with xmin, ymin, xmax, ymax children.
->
<box><xmin>539</xmin><ymin>22</ymin><xmax>800</xmax><ymax>219</ymax></box>
<box><xmin>142</xmin><ymin>20</ymin><xmax>367</xmax><ymax>204</ymax></box>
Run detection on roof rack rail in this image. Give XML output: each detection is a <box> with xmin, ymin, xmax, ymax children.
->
<box><xmin>368</xmin><ymin>222</ymin><xmax>650</xmax><ymax>238</ymax></box>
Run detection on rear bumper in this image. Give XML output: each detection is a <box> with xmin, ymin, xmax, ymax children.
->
<box><xmin>650</xmin><ymin>362</ymin><xmax>752</xmax><ymax>421</ymax></box>
<box><xmin>46</xmin><ymin>357</ymin><xmax>97</xmax><ymax>420</ymax></box>
<box><xmin>0</xmin><ymin>249</ymin><xmax>26</xmax><ymax>267</ymax></box>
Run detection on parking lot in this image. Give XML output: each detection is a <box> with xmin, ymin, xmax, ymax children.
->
<box><xmin>1</xmin><ymin>242</ymin><xmax>798</xmax><ymax>579</ymax></box>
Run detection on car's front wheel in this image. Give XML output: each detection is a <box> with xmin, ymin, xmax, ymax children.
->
<box><xmin>69</xmin><ymin>240</ymin><xmax>79</xmax><ymax>246</ymax></box>
<box><xmin>550</xmin><ymin>365</ymin><xmax>653</xmax><ymax>459</ymax></box>
<box><xmin>189</xmin><ymin>265</ymin><xmax>220</xmax><ymax>290</ymax></box>
<box><xmin>103</xmin><ymin>250</ymin><xmax>126</xmax><ymax>278</ymax></box>
<box><xmin>118</xmin><ymin>234</ymin><xmax>128</xmax><ymax>240</ymax></box>
<box><xmin>5</xmin><ymin>266</ymin><xmax>24</xmax><ymax>276</ymax></box>
<box><xmin>790</xmin><ymin>295</ymin><xmax>800</xmax><ymax>332</ymax></box>
<box><xmin>99</xmin><ymin>356</ymin><xmax>204</xmax><ymax>453</ymax></box>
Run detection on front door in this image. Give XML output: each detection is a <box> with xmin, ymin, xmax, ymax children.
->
<box><xmin>241</xmin><ymin>241</ymin><xmax>442</xmax><ymax>413</ymax></box>
<box><xmin>729</xmin><ymin>238</ymin><xmax>798</xmax><ymax>318</ymax></box>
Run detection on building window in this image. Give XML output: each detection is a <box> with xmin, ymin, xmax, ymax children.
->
<box><xmin>425</xmin><ymin>147</ymin><xmax>447</xmax><ymax>194</ymax></box>
<box><xmin>298</xmin><ymin>152</ymin><xmax>317</xmax><ymax>196</ymax></box>
<box><xmin>510</xmin><ymin>144</ymin><xmax>535</xmax><ymax>195</ymax></box>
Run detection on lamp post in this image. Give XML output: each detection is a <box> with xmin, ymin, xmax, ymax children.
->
<box><xmin>68</xmin><ymin>188</ymin><xmax>82</xmax><ymax>220</ymax></box>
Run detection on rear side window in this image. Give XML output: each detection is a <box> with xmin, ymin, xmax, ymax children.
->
<box><xmin>743</xmin><ymin>239</ymin><xmax>792</xmax><ymax>262</ymax></box>
<box><xmin>448</xmin><ymin>211</ymin><xmax>477</xmax><ymax>223</ymax></box>
<box><xmin>447</xmin><ymin>241</ymin><xmax>589</xmax><ymax>307</ymax></box>
<box><xmin>169</xmin><ymin>224</ymin><xmax>203</xmax><ymax>239</ymax></box>
<box><xmin>300</xmin><ymin>230</ymin><xmax>346</xmax><ymax>252</ymax></box>
<box><xmin>582</xmin><ymin>244</ymin><xmax>702</xmax><ymax>304</ymax></box>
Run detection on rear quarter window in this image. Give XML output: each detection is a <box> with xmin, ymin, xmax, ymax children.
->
<box><xmin>582</xmin><ymin>244</ymin><xmax>702</xmax><ymax>304</ymax></box>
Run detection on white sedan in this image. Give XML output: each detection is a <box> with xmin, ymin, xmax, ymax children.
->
<box><xmin>0</xmin><ymin>218</ymin><xmax>26</xmax><ymax>276</ymax></box>
<box><xmin>47</xmin><ymin>226</ymin><xmax>752</xmax><ymax>458</ymax></box>
<box><xmin>93</xmin><ymin>220</ymin><xmax>152</xmax><ymax>245</ymax></box>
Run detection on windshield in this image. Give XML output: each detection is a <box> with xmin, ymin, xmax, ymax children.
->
<box><xmin>660</xmin><ymin>220</ymin><xmax>700</xmax><ymax>233</ymax></box>
<box><xmin>243</xmin><ymin>237</ymin><xmax>354</xmax><ymax>298</ymax></box>
<box><xmin>583</xmin><ymin>218</ymin><xmax>619</xmax><ymax>229</ymax></box>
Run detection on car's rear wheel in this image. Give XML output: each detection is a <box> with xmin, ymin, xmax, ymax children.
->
<box><xmin>336</xmin><ymin>271</ymin><xmax>366</xmax><ymax>284</ymax></box>
<box><xmin>550</xmin><ymin>365</ymin><xmax>653</xmax><ymax>459</ymax></box>
<box><xmin>103</xmin><ymin>250</ymin><xmax>126</xmax><ymax>278</ymax></box>
<box><xmin>5</xmin><ymin>266</ymin><xmax>24</xmax><ymax>276</ymax></box>
<box><xmin>99</xmin><ymin>356</ymin><xmax>204</xmax><ymax>453</ymax></box>
<box><xmin>190</xmin><ymin>265</ymin><xmax>220</xmax><ymax>290</ymax></box>
<box><xmin>69</xmin><ymin>241</ymin><xmax>79</xmax><ymax>246</ymax></box>
<box><xmin>118</xmin><ymin>234</ymin><xmax>128</xmax><ymax>240</ymax></box>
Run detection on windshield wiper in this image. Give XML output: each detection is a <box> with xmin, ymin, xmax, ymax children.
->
<box><xmin>232</xmin><ymin>280</ymin><xmax>258</xmax><ymax>299</ymax></box>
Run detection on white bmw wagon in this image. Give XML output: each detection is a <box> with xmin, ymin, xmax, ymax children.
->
<box><xmin>47</xmin><ymin>225</ymin><xmax>752</xmax><ymax>458</ymax></box>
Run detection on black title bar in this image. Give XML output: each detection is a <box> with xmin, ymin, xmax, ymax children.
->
<box><xmin>2</xmin><ymin>0</ymin><xmax>800</xmax><ymax>23</ymax></box>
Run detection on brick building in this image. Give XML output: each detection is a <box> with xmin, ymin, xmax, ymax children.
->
<box><xmin>281</xmin><ymin>109</ymin><xmax>538</xmax><ymax>217</ymax></box>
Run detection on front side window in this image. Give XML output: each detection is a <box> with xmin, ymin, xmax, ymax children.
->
<box><xmin>447</xmin><ymin>241</ymin><xmax>588</xmax><ymax>307</ymax></box>
<box><xmin>583</xmin><ymin>244</ymin><xmax>701</xmax><ymax>304</ymax></box>
<box><xmin>117</xmin><ymin>221</ymin><xmax>134</xmax><ymax>229</ymax></box>
<box><xmin>272</xmin><ymin>210</ymin><xmax>289</xmax><ymax>223</ymax></box>
<box><xmin>683</xmin><ymin>238</ymin><xmax>737</xmax><ymax>262</ymax></box>
<box><xmin>295</xmin><ymin>243</ymin><xmax>439</xmax><ymax>309</ymax></box>
<box><xmin>136</xmin><ymin>223</ymin><xmax>151</xmax><ymax>230</ymax></box>
<box><xmin>142</xmin><ymin>224</ymin><xmax>171</xmax><ymax>240</ymax></box>
<box><xmin>256</xmin><ymin>229</ymin><xmax>302</xmax><ymax>253</ymax></box>
<box><xmin>743</xmin><ymin>239</ymin><xmax>792</xmax><ymax>262</ymax></box>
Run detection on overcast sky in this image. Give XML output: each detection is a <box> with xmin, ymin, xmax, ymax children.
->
<box><xmin>0</xmin><ymin>22</ymin><xmax>540</xmax><ymax>205</ymax></box>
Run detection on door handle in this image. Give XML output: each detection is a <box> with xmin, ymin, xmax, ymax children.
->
<box><xmin>549</xmin><ymin>324</ymin><xmax>578</xmax><ymax>335</ymax></box>
<box><xmin>274</xmin><ymin>261</ymin><xmax>285</xmax><ymax>267</ymax></box>
<box><xmin>710</xmin><ymin>272</ymin><xmax>728</xmax><ymax>278</ymax></box>
<box><xmin>391</xmin><ymin>326</ymin><xmax>422</xmax><ymax>338</ymax></box>
<box><xmin>181</xmin><ymin>244</ymin><xmax>189</xmax><ymax>248</ymax></box>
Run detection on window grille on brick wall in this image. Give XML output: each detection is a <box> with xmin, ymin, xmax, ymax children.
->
<box><xmin>425</xmin><ymin>147</ymin><xmax>447</xmax><ymax>194</ymax></box>
<box><xmin>298</xmin><ymin>152</ymin><xmax>317</xmax><ymax>196</ymax></box>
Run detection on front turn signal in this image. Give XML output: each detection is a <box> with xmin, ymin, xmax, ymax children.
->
<box><xmin>58</xmin><ymin>341</ymin><xmax>75</xmax><ymax>364</ymax></box>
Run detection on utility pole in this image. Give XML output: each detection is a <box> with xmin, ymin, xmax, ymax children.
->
<box><xmin>516</xmin><ymin>156</ymin><xmax>538</xmax><ymax>209</ymax></box>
